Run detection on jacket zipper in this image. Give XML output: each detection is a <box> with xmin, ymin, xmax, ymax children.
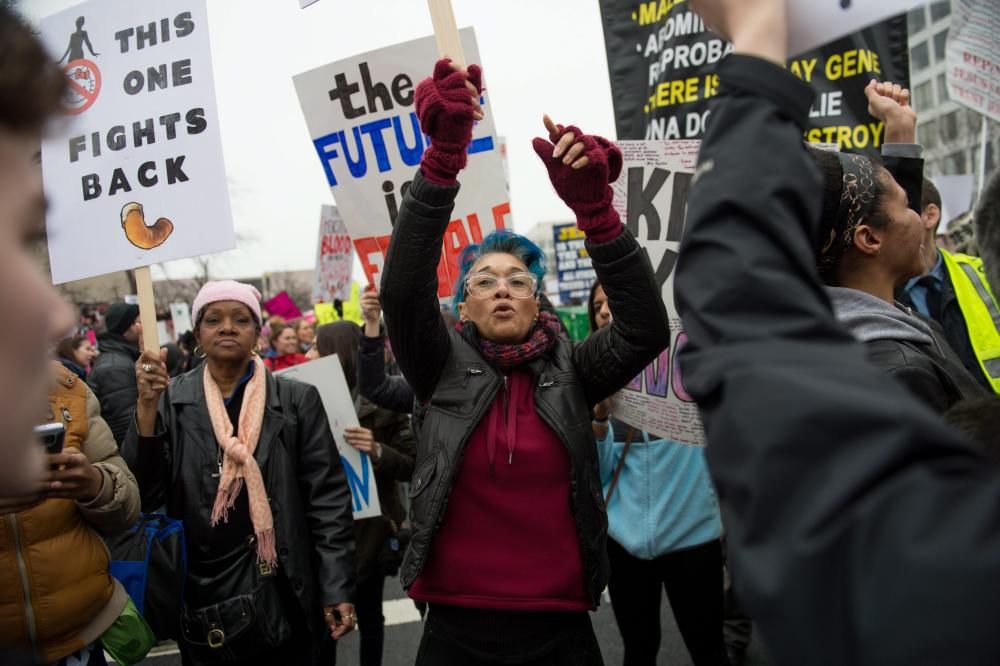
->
<box><xmin>501</xmin><ymin>375</ymin><xmax>511</xmax><ymax>464</ymax></box>
<box><xmin>8</xmin><ymin>515</ymin><xmax>39</xmax><ymax>656</ymax></box>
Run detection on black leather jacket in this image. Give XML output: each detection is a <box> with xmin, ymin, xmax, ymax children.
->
<box><xmin>89</xmin><ymin>334</ymin><xmax>140</xmax><ymax>446</ymax></box>
<box><xmin>379</xmin><ymin>172</ymin><xmax>668</xmax><ymax>607</ymax></box>
<box><xmin>121</xmin><ymin>365</ymin><xmax>356</xmax><ymax>635</ymax></box>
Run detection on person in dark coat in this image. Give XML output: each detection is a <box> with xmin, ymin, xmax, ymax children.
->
<box><xmin>379</xmin><ymin>59</ymin><xmax>668</xmax><ymax>665</ymax></box>
<box><xmin>674</xmin><ymin>1</ymin><xmax>1000</xmax><ymax>663</ymax></box>
<box><xmin>123</xmin><ymin>280</ymin><xmax>356</xmax><ymax>666</ymax></box>
<box><xmin>88</xmin><ymin>302</ymin><xmax>142</xmax><ymax>446</ymax></box>
<box><xmin>807</xmin><ymin>80</ymin><xmax>985</xmax><ymax>411</ymax></box>
<box><xmin>314</xmin><ymin>321</ymin><xmax>415</xmax><ymax>666</ymax></box>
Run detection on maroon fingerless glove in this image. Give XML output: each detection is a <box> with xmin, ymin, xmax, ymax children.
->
<box><xmin>532</xmin><ymin>126</ymin><xmax>624</xmax><ymax>243</ymax></box>
<box><xmin>415</xmin><ymin>58</ymin><xmax>484</xmax><ymax>186</ymax></box>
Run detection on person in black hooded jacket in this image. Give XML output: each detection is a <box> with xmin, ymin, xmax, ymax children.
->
<box><xmin>89</xmin><ymin>302</ymin><xmax>142</xmax><ymax>446</ymax></box>
<box><xmin>805</xmin><ymin>81</ymin><xmax>985</xmax><ymax>412</ymax></box>
<box><xmin>675</xmin><ymin>1</ymin><xmax>1000</xmax><ymax>664</ymax></box>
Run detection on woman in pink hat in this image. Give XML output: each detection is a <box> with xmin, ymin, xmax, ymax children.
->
<box><xmin>123</xmin><ymin>280</ymin><xmax>356</xmax><ymax>666</ymax></box>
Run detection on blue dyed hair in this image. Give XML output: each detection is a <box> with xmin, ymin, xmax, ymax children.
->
<box><xmin>452</xmin><ymin>229</ymin><xmax>547</xmax><ymax>314</ymax></box>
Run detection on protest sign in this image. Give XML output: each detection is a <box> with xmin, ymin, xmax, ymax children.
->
<box><xmin>934</xmin><ymin>175</ymin><xmax>977</xmax><ymax>233</ymax></box>
<box><xmin>599</xmin><ymin>1</ymin><xmax>908</xmax><ymax>157</ymax></box>
<box><xmin>314</xmin><ymin>283</ymin><xmax>364</xmax><ymax>326</ymax></box>
<box><xmin>312</xmin><ymin>205</ymin><xmax>354</xmax><ymax>304</ymax></box>
<box><xmin>947</xmin><ymin>0</ymin><xmax>1000</xmax><ymax>123</ymax></box>
<box><xmin>39</xmin><ymin>0</ymin><xmax>234</xmax><ymax>286</ymax></box>
<box><xmin>609</xmin><ymin>140</ymin><xmax>704</xmax><ymax>446</ymax></box>
<box><xmin>263</xmin><ymin>291</ymin><xmax>302</xmax><ymax>320</ymax></box>
<box><xmin>293</xmin><ymin>28</ymin><xmax>510</xmax><ymax>299</ymax></box>
<box><xmin>552</xmin><ymin>223</ymin><xmax>596</xmax><ymax>304</ymax></box>
<box><xmin>169</xmin><ymin>302</ymin><xmax>193</xmax><ymax>337</ymax></box>
<box><xmin>276</xmin><ymin>355</ymin><xmax>381</xmax><ymax>519</ymax></box>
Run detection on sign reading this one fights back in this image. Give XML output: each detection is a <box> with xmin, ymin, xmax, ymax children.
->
<box><xmin>40</xmin><ymin>0</ymin><xmax>234</xmax><ymax>284</ymax></box>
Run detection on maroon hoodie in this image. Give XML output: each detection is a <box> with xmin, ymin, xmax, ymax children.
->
<box><xmin>408</xmin><ymin>369</ymin><xmax>591</xmax><ymax>611</ymax></box>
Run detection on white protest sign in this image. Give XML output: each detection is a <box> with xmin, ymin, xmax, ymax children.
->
<box><xmin>609</xmin><ymin>140</ymin><xmax>704</xmax><ymax>446</ymax></box>
<box><xmin>276</xmin><ymin>354</ymin><xmax>381</xmax><ymax>520</ymax></box>
<box><xmin>300</xmin><ymin>0</ymin><xmax>321</xmax><ymax>7</ymax></box>
<box><xmin>312</xmin><ymin>205</ymin><xmax>354</xmax><ymax>304</ymax></box>
<box><xmin>787</xmin><ymin>0</ymin><xmax>923</xmax><ymax>57</ymax></box>
<box><xmin>933</xmin><ymin>175</ymin><xmax>977</xmax><ymax>233</ymax></box>
<box><xmin>946</xmin><ymin>0</ymin><xmax>1000</xmax><ymax>123</ymax></box>
<box><xmin>293</xmin><ymin>28</ymin><xmax>510</xmax><ymax>299</ymax></box>
<box><xmin>39</xmin><ymin>0</ymin><xmax>234</xmax><ymax>285</ymax></box>
<box><xmin>169</xmin><ymin>302</ymin><xmax>193</xmax><ymax>337</ymax></box>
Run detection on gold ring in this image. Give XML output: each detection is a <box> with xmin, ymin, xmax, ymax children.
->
<box><xmin>142</xmin><ymin>362</ymin><xmax>153</xmax><ymax>373</ymax></box>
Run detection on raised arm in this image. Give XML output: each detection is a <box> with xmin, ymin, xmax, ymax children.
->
<box><xmin>675</xmin><ymin>2</ymin><xmax>1000</xmax><ymax>663</ymax></box>
<box><xmin>380</xmin><ymin>59</ymin><xmax>484</xmax><ymax>402</ymax></box>
<box><xmin>359</xmin><ymin>288</ymin><xmax>415</xmax><ymax>412</ymax></box>
<box><xmin>867</xmin><ymin>79</ymin><xmax>923</xmax><ymax>216</ymax></box>
<box><xmin>531</xmin><ymin>118</ymin><xmax>669</xmax><ymax>405</ymax></box>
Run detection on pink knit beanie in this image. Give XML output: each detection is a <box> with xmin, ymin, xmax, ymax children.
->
<box><xmin>192</xmin><ymin>280</ymin><xmax>263</xmax><ymax>328</ymax></box>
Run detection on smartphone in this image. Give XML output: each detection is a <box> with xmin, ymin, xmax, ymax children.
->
<box><xmin>34</xmin><ymin>422</ymin><xmax>65</xmax><ymax>455</ymax></box>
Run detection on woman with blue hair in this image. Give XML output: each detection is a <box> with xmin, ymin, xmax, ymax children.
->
<box><xmin>379</xmin><ymin>58</ymin><xmax>669</xmax><ymax>665</ymax></box>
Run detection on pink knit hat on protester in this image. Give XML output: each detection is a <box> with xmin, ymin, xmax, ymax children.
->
<box><xmin>192</xmin><ymin>280</ymin><xmax>263</xmax><ymax>327</ymax></box>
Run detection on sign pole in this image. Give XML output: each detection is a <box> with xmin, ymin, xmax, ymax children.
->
<box><xmin>134</xmin><ymin>265</ymin><xmax>160</xmax><ymax>353</ymax></box>
<box><xmin>426</xmin><ymin>0</ymin><xmax>466</xmax><ymax>65</ymax></box>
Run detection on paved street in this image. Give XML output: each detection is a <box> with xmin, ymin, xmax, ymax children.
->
<box><xmin>135</xmin><ymin>576</ymin><xmax>773</xmax><ymax>666</ymax></box>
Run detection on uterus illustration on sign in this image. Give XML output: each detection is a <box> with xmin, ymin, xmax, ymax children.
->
<box><xmin>121</xmin><ymin>202</ymin><xmax>174</xmax><ymax>250</ymax></box>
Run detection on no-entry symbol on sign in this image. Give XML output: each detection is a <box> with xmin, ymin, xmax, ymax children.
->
<box><xmin>61</xmin><ymin>58</ymin><xmax>101</xmax><ymax>115</ymax></box>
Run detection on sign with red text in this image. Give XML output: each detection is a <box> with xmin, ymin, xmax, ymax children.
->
<box><xmin>947</xmin><ymin>0</ymin><xmax>1000</xmax><ymax>123</ymax></box>
<box><xmin>609</xmin><ymin>140</ymin><xmax>704</xmax><ymax>446</ymax></box>
<box><xmin>39</xmin><ymin>0</ymin><xmax>234</xmax><ymax>284</ymax></box>
<box><xmin>312</xmin><ymin>205</ymin><xmax>354</xmax><ymax>304</ymax></box>
<box><xmin>293</xmin><ymin>28</ymin><xmax>510</xmax><ymax>299</ymax></box>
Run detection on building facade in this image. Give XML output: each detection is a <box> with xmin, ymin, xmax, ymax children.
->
<box><xmin>908</xmin><ymin>1</ymin><xmax>999</xmax><ymax>198</ymax></box>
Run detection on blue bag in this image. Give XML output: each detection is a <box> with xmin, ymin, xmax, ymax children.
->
<box><xmin>106</xmin><ymin>513</ymin><xmax>187</xmax><ymax>641</ymax></box>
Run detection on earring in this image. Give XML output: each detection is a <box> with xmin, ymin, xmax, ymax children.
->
<box><xmin>252</xmin><ymin>344</ymin><xmax>262</xmax><ymax>356</ymax></box>
<box><xmin>194</xmin><ymin>345</ymin><xmax>207</xmax><ymax>359</ymax></box>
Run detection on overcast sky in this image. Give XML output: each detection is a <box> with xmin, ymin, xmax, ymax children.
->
<box><xmin>20</xmin><ymin>0</ymin><xmax>617</xmax><ymax>281</ymax></box>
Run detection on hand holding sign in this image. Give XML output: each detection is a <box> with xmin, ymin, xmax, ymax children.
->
<box><xmin>415</xmin><ymin>58</ymin><xmax>484</xmax><ymax>184</ymax></box>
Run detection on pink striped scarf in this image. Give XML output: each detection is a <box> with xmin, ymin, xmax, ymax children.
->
<box><xmin>203</xmin><ymin>356</ymin><xmax>276</xmax><ymax>567</ymax></box>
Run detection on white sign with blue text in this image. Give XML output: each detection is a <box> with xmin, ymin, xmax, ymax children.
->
<box><xmin>276</xmin><ymin>354</ymin><xmax>381</xmax><ymax>520</ymax></box>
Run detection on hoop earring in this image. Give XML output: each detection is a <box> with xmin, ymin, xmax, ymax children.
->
<box><xmin>194</xmin><ymin>345</ymin><xmax>207</xmax><ymax>359</ymax></box>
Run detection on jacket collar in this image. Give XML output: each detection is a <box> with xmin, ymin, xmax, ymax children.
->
<box><xmin>170</xmin><ymin>361</ymin><xmax>282</xmax><ymax>410</ymax></box>
<box><xmin>170</xmin><ymin>362</ymin><xmax>287</xmax><ymax>471</ymax></box>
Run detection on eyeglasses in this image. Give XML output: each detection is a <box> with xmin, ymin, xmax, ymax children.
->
<box><xmin>464</xmin><ymin>272</ymin><xmax>538</xmax><ymax>299</ymax></box>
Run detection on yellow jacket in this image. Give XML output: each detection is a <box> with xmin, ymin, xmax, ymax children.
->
<box><xmin>0</xmin><ymin>363</ymin><xmax>140</xmax><ymax>662</ymax></box>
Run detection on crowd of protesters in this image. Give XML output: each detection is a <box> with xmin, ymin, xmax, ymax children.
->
<box><xmin>3</xmin><ymin>1</ymin><xmax>1000</xmax><ymax>666</ymax></box>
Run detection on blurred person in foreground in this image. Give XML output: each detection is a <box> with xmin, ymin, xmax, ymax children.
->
<box><xmin>0</xmin><ymin>6</ymin><xmax>76</xmax><ymax>496</ymax></box>
<box><xmin>0</xmin><ymin>360</ymin><xmax>141</xmax><ymax>665</ymax></box>
<box><xmin>676</xmin><ymin>0</ymin><xmax>1000</xmax><ymax>663</ymax></box>
<box><xmin>123</xmin><ymin>280</ymin><xmax>356</xmax><ymax>665</ymax></box>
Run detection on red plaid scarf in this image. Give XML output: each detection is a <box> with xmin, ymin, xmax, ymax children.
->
<box><xmin>461</xmin><ymin>311</ymin><xmax>563</xmax><ymax>371</ymax></box>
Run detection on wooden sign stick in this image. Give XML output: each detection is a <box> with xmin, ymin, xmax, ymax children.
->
<box><xmin>427</xmin><ymin>0</ymin><xmax>466</xmax><ymax>65</ymax></box>
<box><xmin>134</xmin><ymin>265</ymin><xmax>161</xmax><ymax>353</ymax></box>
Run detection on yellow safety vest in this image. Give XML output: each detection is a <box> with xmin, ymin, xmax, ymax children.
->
<box><xmin>940</xmin><ymin>250</ymin><xmax>1000</xmax><ymax>394</ymax></box>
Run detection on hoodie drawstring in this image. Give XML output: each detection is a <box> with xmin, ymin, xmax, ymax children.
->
<box><xmin>486</xmin><ymin>374</ymin><xmax>519</xmax><ymax>476</ymax></box>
